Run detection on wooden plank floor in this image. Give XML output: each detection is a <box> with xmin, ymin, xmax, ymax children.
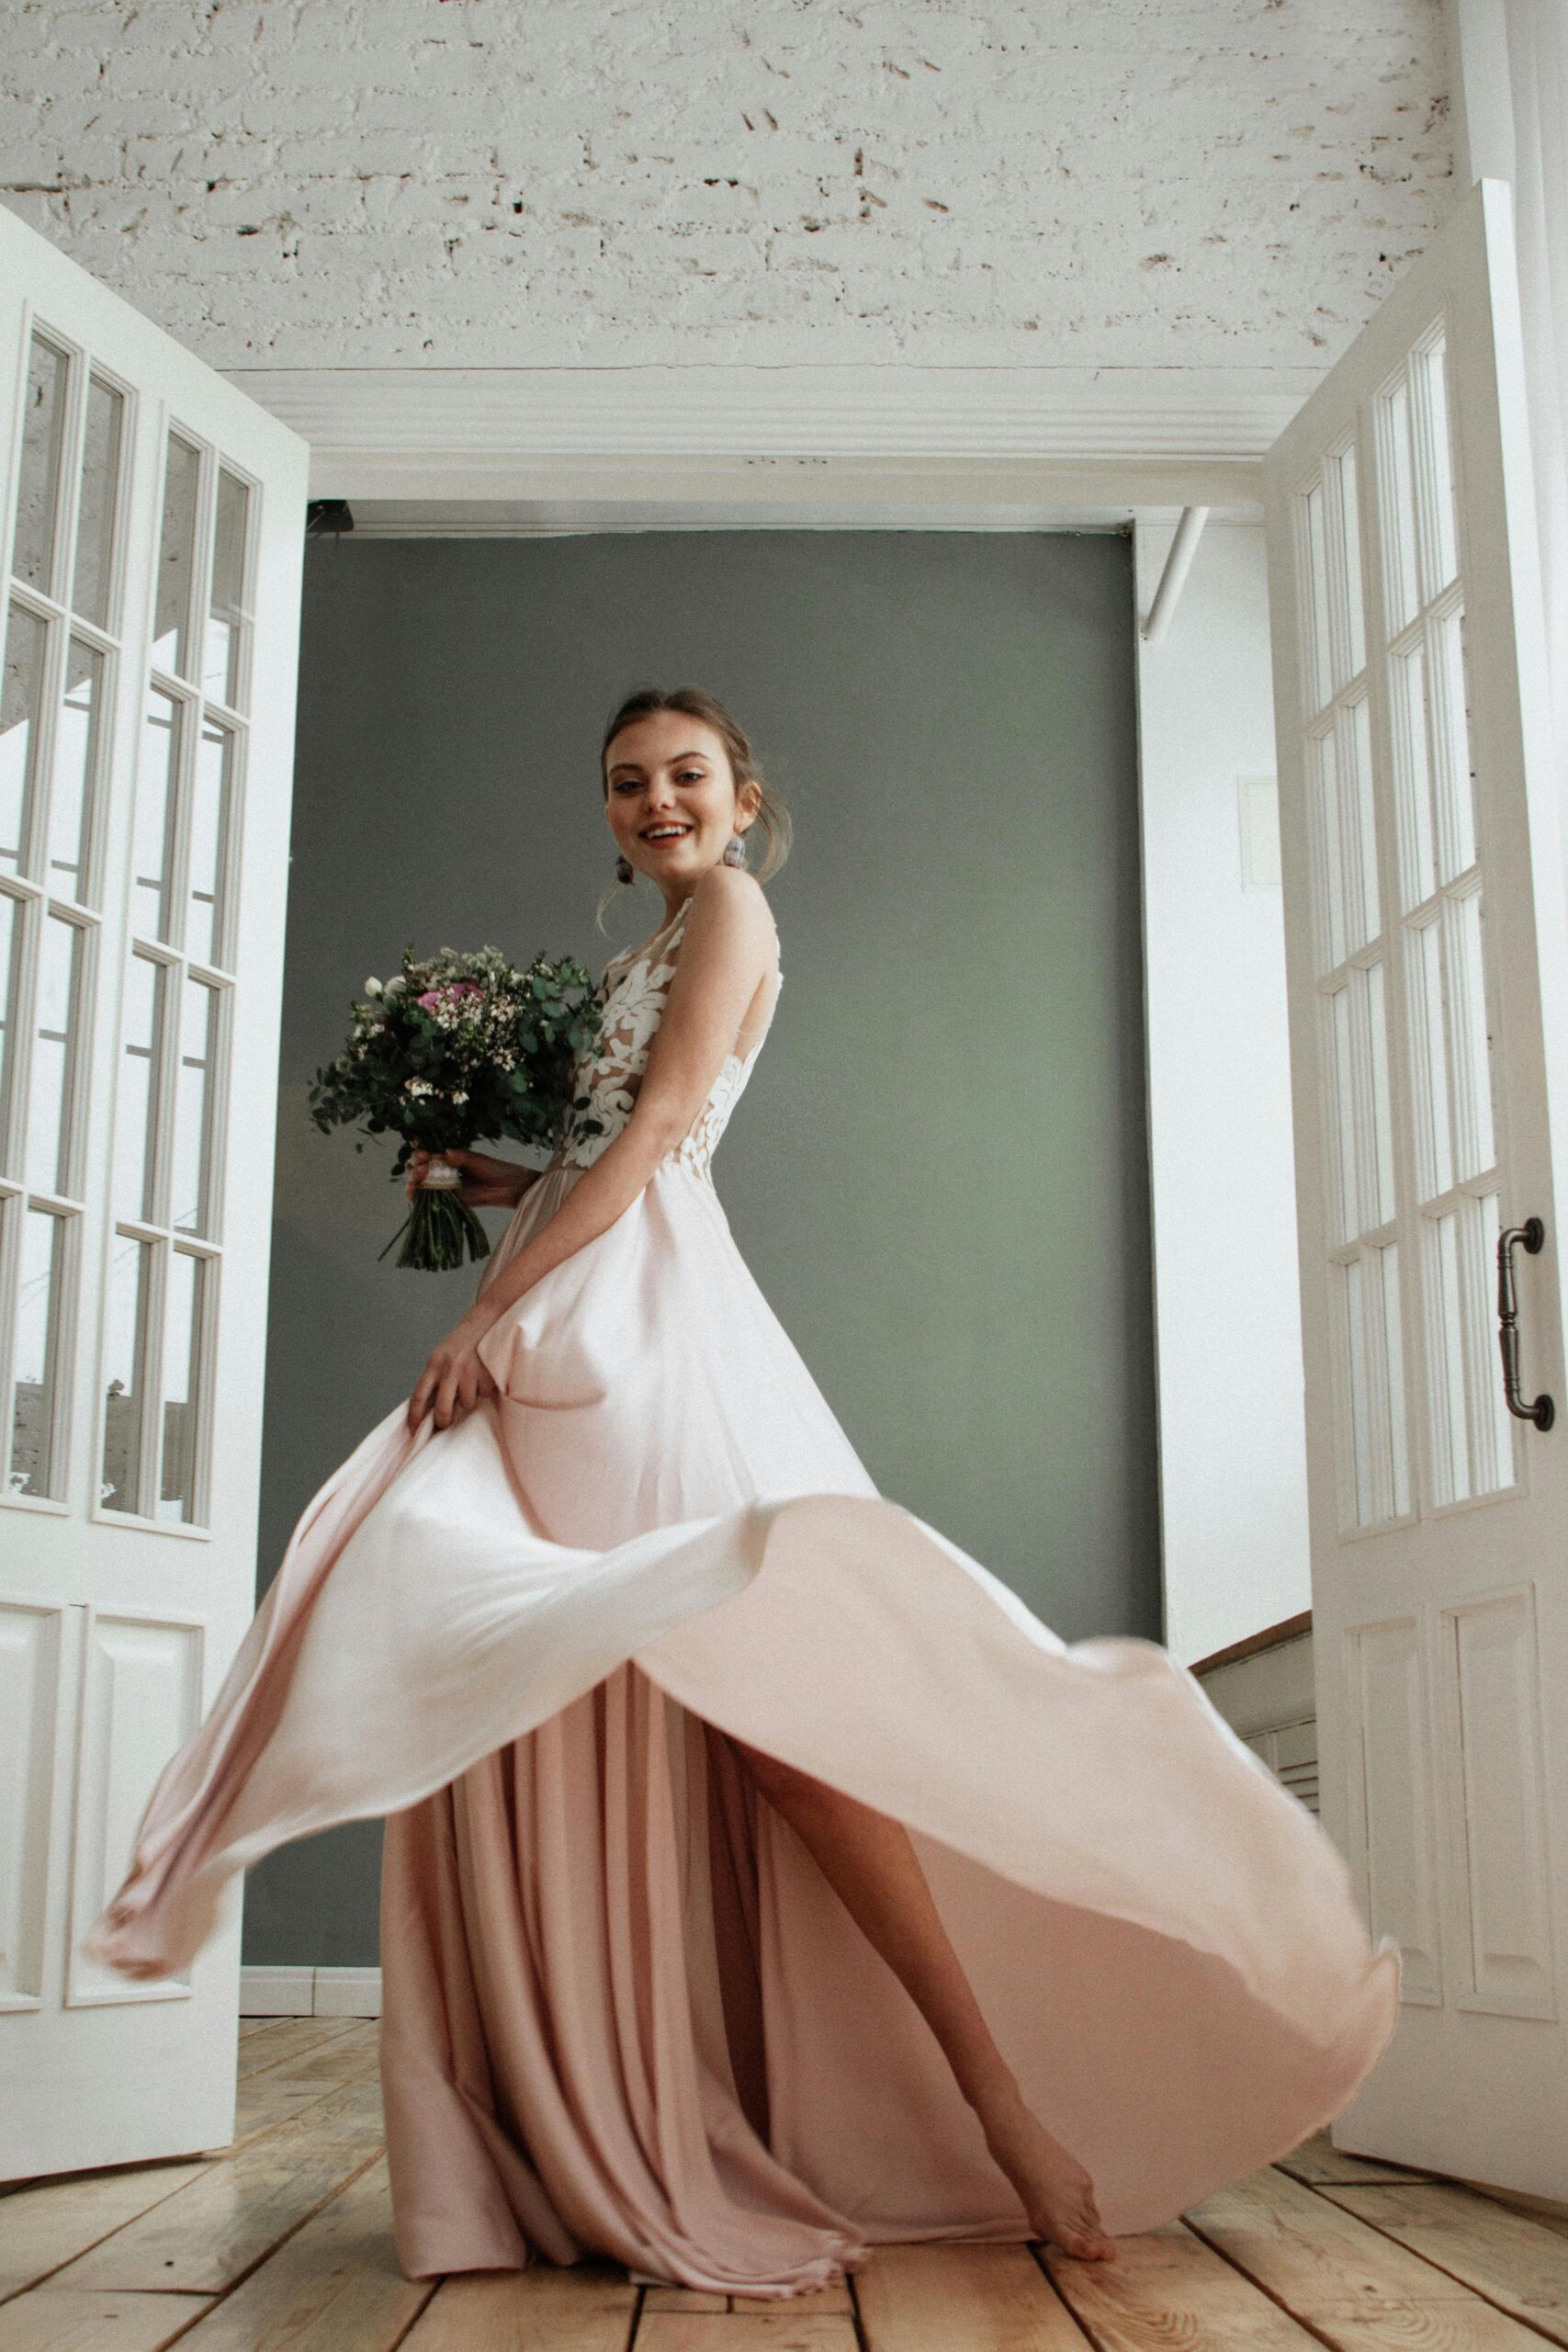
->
<box><xmin>3</xmin><ymin>2018</ymin><xmax>1566</xmax><ymax>2349</ymax></box>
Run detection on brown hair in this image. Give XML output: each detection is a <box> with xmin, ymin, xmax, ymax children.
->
<box><xmin>599</xmin><ymin>684</ymin><xmax>792</xmax><ymax>890</ymax></box>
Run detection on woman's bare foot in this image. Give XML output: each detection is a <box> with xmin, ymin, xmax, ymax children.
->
<box><xmin>979</xmin><ymin>2093</ymin><xmax>1116</xmax><ymax>2261</ymax></box>
<box><xmin>721</xmin><ymin>1747</ymin><xmax>1116</xmax><ymax>2265</ymax></box>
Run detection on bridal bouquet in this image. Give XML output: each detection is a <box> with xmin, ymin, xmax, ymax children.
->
<box><xmin>309</xmin><ymin>942</ymin><xmax>605</xmax><ymax>1272</ymax></box>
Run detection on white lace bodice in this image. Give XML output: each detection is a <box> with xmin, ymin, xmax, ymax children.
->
<box><xmin>556</xmin><ymin>895</ymin><xmax>781</xmax><ymax>1179</ymax></box>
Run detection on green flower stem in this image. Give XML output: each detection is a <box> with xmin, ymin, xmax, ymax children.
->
<box><xmin>378</xmin><ymin>1186</ymin><xmax>493</xmax><ymax>1272</ymax></box>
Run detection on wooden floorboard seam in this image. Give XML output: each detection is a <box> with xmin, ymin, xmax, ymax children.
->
<box><xmin>1025</xmin><ymin>2242</ymin><xmax>1106</xmax><ymax>2347</ymax></box>
<box><xmin>81</xmin><ymin>2143</ymin><xmax>392</xmax><ymax>2312</ymax></box>
<box><xmin>1176</xmin><ymin>2202</ymin><xmax>1394</xmax><ymax>2352</ymax></box>
<box><xmin>9</xmin><ymin>2090</ymin><xmax>1565</xmax><ymax>2352</ymax></box>
<box><xmin>1235</xmin><ymin>2160</ymin><xmax>1568</xmax><ymax>2346</ymax></box>
<box><xmin>1301</xmin><ymin>2178</ymin><xmax>1568</xmax><ymax>2348</ymax></box>
<box><xmin>226</xmin><ymin>2075</ymin><xmax>378</xmax><ymax>2156</ymax></box>
<box><xmin>0</xmin><ymin>2165</ymin><xmax>212</xmax><ymax>2310</ymax></box>
<box><xmin>237</xmin><ymin>2018</ymin><xmax>369</xmax><ymax>2082</ymax></box>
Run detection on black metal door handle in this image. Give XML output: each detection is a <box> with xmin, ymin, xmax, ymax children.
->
<box><xmin>1496</xmin><ymin>1216</ymin><xmax>1555</xmax><ymax>1430</ymax></box>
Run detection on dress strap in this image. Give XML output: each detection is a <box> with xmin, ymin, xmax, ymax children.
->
<box><xmin>604</xmin><ymin>893</ymin><xmax>694</xmax><ymax>983</ymax></box>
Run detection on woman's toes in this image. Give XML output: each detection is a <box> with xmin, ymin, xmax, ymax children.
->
<box><xmin>1049</xmin><ymin>2187</ymin><xmax>1115</xmax><ymax>2262</ymax></box>
<box><xmin>1066</xmin><ymin>2216</ymin><xmax>1116</xmax><ymax>2262</ymax></box>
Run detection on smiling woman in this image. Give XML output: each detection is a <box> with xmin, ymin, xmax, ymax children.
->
<box><xmin>601</xmin><ymin>683</ymin><xmax>793</xmax><ymax>903</ymax></box>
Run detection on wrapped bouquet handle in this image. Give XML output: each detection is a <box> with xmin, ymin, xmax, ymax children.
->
<box><xmin>378</xmin><ymin>1153</ymin><xmax>491</xmax><ymax>1272</ymax></box>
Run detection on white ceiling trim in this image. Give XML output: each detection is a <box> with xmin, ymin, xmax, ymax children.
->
<box><xmin>223</xmin><ymin>363</ymin><xmax>1314</xmax><ymax>526</ymax></box>
<box><xmin>225</xmin><ymin>363</ymin><xmax>1319</xmax><ymax>458</ymax></box>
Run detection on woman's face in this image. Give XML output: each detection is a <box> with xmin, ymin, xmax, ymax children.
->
<box><xmin>604</xmin><ymin>711</ymin><xmax>760</xmax><ymax>893</ymax></box>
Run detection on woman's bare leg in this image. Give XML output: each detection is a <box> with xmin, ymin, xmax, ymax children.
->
<box><xmin>729</xmin><ymin>1735</ymin><xmax>1115</xmax><ymax>2262</ymax></box>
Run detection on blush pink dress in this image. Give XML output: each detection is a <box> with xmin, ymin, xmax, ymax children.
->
<box><xmin>86</xmin><ymin>891</ymin><xmax>1401</xmax><ymax>2295</ymax></box>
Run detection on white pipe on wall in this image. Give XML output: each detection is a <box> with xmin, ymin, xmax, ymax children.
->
<box><xmin>1142</xmin><ymin>506</ymin><xmax>1211</xmax><ymax>642</ymax></box>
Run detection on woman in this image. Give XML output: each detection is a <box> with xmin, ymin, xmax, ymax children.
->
<box><xmin>88</xmin><ymin>685</ymin><xmax>1401</xmax><ymax>2299</ymax></box>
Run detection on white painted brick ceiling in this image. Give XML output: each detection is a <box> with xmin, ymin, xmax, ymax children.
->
<box><xmin>0</xmin><ymin>0</ymin><xmax>1452</xmax><ymax>373</ymax></box>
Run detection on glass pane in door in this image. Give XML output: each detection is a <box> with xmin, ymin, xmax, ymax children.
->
<box><xmin>13</xmin><ymin>336</ymin><xmax>69</xmax><ymax>598</ymax></box>
<box><xmin>134</xmin><ymin>689</ymin><xmax>181</xmax><ymax>943</ymax></box>
<box><xmin>99</xmin><ymin>1233</ymin><xmax>152</xmax><ymax>1514</ymax></box>
<box><xmin>9</xmin><ymin>1204</ymin><xmax>65</xmax><ymax>1498</ymax></box>
<box><xmin>113</xmin><ymin>950</ymin><xmax>164</xmax><ymax>1225</ymax></box>
<box><xmin>158</xmin><ymin>1248</ymin><xmax>205</xmax><ymax>1521</ymax></box>
<box><xmin>170</xmin><ymin>977</ymin><xmax>217</xmax><ymax>1237</ymax></box>
<box><xmin>24</xmin><ymin>910</ymin><xmax>84</xmax><ymax>1199</ymax></box>
<box><xmin>0</xmin><ymin>892</ymin><xmax>21</xmax><ymax>1170</ymax></box>
<box><xmin>187</xmin><ymin>718</ymin><xmax>234</xmax><ymax>969</ymax></box>
<box><xmin>0</xmin><ymin>605</ymin><xmax>48</xmax><ymax>876</ymax></box>
<box><xmin>51</xmin><ymin>639</ymin><xmax>104</xmax><ymax>904</ymax></box>
<box><xmin>71</xmin><ymin>374</ymin><xmax>124</xmax><ymax>633</ymax></box>
<box><xmin>204</xmin><ymin>470</ymin><xmax>249</xmax><ymax>708</ymax></box>
<box><xmin>152</xmin><ymin>434</ymin><xmax>200</xmax><ymax>680</ymax></box>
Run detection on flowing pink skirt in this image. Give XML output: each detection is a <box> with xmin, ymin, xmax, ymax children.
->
<box><xmin>86</xmin><ymin>1161</ymin><xmax>1401</xmax><ymax>2293</ymax></box>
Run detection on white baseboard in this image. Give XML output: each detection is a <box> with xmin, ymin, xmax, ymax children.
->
<box><xmin>238</xmin><ymin>1966</ymin><xmax>314</xmax><ymax>2014</ymax></box>
<box><xmin>240</xmin><ymin>1964</ymin><xmax>382</xmax><ymax>2018</ymax></box>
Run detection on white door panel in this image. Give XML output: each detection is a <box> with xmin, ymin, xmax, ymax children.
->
<box><xmin>0</xmin><ymin>205</ymin><xmax>307</xmax><ymax>2177</ymax></box>
<box><xmin>0</xmin><ymin>1595</ymin><xmax>64</xmax><ymax>2010</ymax></box>
<box><xmin>1266</xmin><ymin>178</ymin><xmax>1568</xmax><ymax>2195</ymax></box>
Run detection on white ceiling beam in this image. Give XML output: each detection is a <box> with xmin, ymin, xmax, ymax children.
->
<box><xmin>223</xmin><ymin>362</ymin><xmax>1308</xmax><ymax>524</ymax></box>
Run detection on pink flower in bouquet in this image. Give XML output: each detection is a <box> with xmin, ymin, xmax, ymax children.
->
<box><xmin>417</xmin><ymin>978</ymin><xmax>484</xmax><ymax>1015</ymax></box>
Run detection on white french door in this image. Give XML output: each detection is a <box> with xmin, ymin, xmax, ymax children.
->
<box><xmin>1266</xmin><ymin>180</ymin><xmax>1568</xmax><ymax>2195</ymax></box>
<box><xmin>0</xmin><ymin>209</ymin><xmax>307</xmax><ymax>2176</ymax></box>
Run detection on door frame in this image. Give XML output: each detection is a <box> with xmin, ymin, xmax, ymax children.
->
<box><xmin>228</xmin><ymin>361</ymin><xmax>1319</xmax><ymax>1681</ymax></box>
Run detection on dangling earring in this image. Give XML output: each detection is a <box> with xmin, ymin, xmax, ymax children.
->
<box><xmin>615</xmin><ymin>854</ymin><xmax>634</xmax><ymax>884</ymax></box>
<box><xmin>722</xmin><ymin>832</ymin><xmax>748</xmax><ymax>868</ymax></box>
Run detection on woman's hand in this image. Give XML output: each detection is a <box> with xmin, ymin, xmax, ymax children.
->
<box><xmin>407</xmin><ymin>1303</ymin><xmax>502</xmax><ymax>1433</ymax></box>
<box><xmin>405</xmin><ymin>1146</ymin><xmax>537</xmax><ymax>1208</ymax></box>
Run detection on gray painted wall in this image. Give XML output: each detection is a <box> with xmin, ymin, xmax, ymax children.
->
<box><xmin>243</xmin><ymin>528</ymin><xmax>1156</xmax><ymax>1967</ymax></box>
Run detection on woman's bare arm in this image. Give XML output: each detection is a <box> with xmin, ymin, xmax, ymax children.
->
<box><xmin>406</xmin><ymin>865</ymin><xmax>775</xmax><ymax>1430</ymax></box>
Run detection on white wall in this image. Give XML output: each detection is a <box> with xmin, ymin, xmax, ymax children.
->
<box><xmin>0</xmin><ymin>0</ymin><xmax>1450</xmax><ymax>372</ymax></box>
<box><xmin>1135</xmin><ymin>520</ymin><xmax>1312</xmax><ymax>1666</ymax></box>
